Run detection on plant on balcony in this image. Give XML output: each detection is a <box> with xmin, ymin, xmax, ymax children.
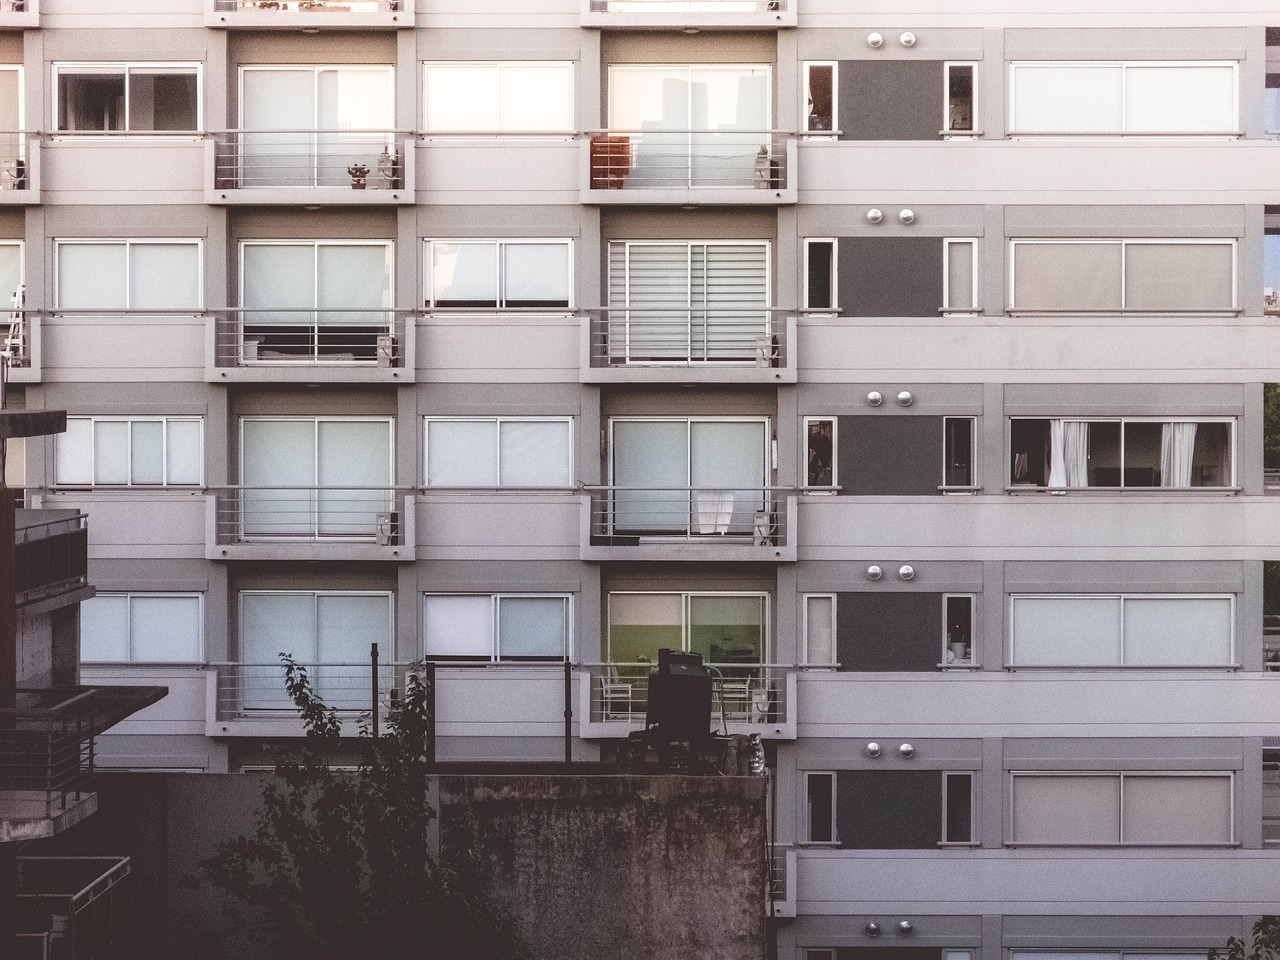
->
<box><xmin>1210</xmin><ymin>917</ymin><xmax>1280</xmax><ymax>960</ymax></box>
<box><xmin>201</xmin><ymin>656</ymin><xmax>531</xmax><ymax>960</ymax></box>
<box><xmin>348</xmin><ymin>163</ymin><xmax>370</xmax><ymax>189</ymax></box>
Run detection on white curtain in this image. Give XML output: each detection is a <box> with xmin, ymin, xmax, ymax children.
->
<box><xmin>1160</xmin><ymin>421</ymin><xmax>1198</xmax><ymax>487</ymax></box>
<box><xmin>1047</xmin><ymin>419</ymin><xmax>1067</xmax><ymax>488</ymax></box>
<box><xmin>1063</xmin><ymin>421</ymin><xmax>1090</xmax><ymax>487</ymax></box>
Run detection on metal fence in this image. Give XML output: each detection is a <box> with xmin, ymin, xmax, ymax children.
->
<box><xmin>15</xmin><ymin>513</ymin><xmax>88</xmax><ymax>606</ymax></box>
<box><xmin>210</xmin><ymin>487</ymin><xmax>405</xmax><ymax>544</ymax></box>
<box><xmin>214</xmin><ymin>309</ymin><xmax>405</xmax><ymax>367</ymax></box>
<box><xmin>588</xmin><ymin>130</ymin><xmax>789</xmax><ymax>190</ymax></box>
<box><xmin>212</xmin><ymin>130</ymin><xmax>411</xmax><ymax>190</ymax></box>
<box><xmin>214</xmin><ymin>0</ymin><xmax>399</xmax><ymax>9</ymax></box>
<box><xmin>587</xmin><ymin>309</ymin><xmax>786</xmax><ymax>367</ymax></box>
<box><xmin>583</xmin><ymin>663</ymin><xmax>791</xmax><ymax>728</ymax></box>
<box><xmin>586</xmin><ymin>487</ymin><xmax>789</xmax><ymax>545</ymax></box>
<box><xmin>211</xmin><ymin>660</ymin><xmax>416</xmax><ymax>719</ymax></box>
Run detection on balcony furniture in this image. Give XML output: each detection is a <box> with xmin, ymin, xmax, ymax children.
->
<box><xmin>590</xmin><ymin>135</ymin><xmax>629</xmax><ymax>189</ymax></box>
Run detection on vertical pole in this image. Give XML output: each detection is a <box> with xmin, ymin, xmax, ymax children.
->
<box><xmin>0</xmin><ymin>440</ymin><xmax>16</xmax><ymax>958</ymax></box>
<box><xmin>422</xmin><ymin>660</ymin><xmax>436</xmax><ymax>768</ymax></box>
<box><xmin>563</xmin><ymin>658</ymin><xmax>572</xmax><ymax>765</ymax></box>
<box><xmin>370</xmin><ymin>642</ymin><xmax>379</xmax><ymax>739</ymax></box>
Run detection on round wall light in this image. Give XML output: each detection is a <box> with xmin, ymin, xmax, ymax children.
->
<box><xmin>866</xmin><ymin>32</ymin><xmax>884</xmax><ymax>48</ymax></box>
<box><xmin>866</xmin><ymin>208</ymin><xmax>884</xmax><ymax>224</ymax></box>
<box><xmin>867</xmin><ymin>565</ymin><xmax>884</xmax><ymax>581</ymax></box>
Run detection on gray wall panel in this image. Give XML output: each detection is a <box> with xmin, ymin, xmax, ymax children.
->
<box><xmin>839</xmin><ymin>61</ymin><xmax>943</xmax><ymax>141</ymax></box>
<box><xmin>839</xmin><ymin>237</ymin><xmax>943</xmax><ymax>318</ymax></box>
<box><xmin>838</xmin><ymin>415</ymin><xmax>944</xmax><ymax>495</ymax></box>
<box><xmin>836</xmin><ymin>591</ymin><xmax>942</xmax><ymax>672</ymax></box>
<box><xmin>835</xmin><ymin>770</ymin><xmax>942</xmax><ymax>848</ymax></box>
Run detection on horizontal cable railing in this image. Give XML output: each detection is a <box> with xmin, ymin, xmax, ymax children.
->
<box><xmin>582</xmin><ymin>662</ymin><xmax>791</xmax><ymax>727</ymax></box>
<box><xmin>212</xmin><ymin>660</ymin><xmax>415</xmax><ymax>720</ymax></box>
<box><xmin>17</xmin><ymin>856</ymin><xmax>131</xmax><ymax>959</ymax></box>
<box><xmin>214</xmin><ymin>309</ymin><xmax>405</xmax><ymax>366</ymax></box>
<box><xmin>589</xmin><ymin>129</ymin><xmax>788</xmax><ymax>190</ymax></box>
<box><xmin>585</xmin><ymin>487</ymin><xmax>789</xmax><ymax>544</ymax></box>
<box><xmin>214</xmin><ymin>0</ymin><xmax>401</xmax><ymax>10</ymax></box>
<box><xmin>0</xmin><ymin>131</ymin><xmax>31</xmax><ymax>191</ymax></box>
<box><xmin>768</xmin><ymin>843</ymin><xmax>793</xmax><ymax>905</ymax></box>
<box><xmin>0</xmin><ymin>699</ymin><xmax>96</xmax><ymax>820</ymax></box>
<box><xmin>1</xmin><ymin>309</ymin><xmax>32</xmax><ymax>367</ymax></box>
<box><xmin>15</xmin><ymin>513</ymin><xmax>88</xmax><ymax>605</ymax></box>
<box><xmin>212</xmin><ymin>129</ymin><xmax>412</xmax><ymax>189</ymax></box>
<box><xmin>211</xmin><ymin>486</ymin><xmax>407</xmax><ymax>544</ymax></box>
<box><xmin>588</xmin><ymin>308</ymin><xmax>786</xmax><ymax>367</ymax></box>
<box><xmin>590</xmin><ymin>0</ymin><xmax>783</xmax><ymax>9</ymax></box>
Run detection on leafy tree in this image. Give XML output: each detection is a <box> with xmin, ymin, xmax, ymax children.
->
<box><xmin>1210</xmin><ymin>917</ymin><xmax>1280</xmax><ymax>960</ymax></box>
<box><xmin>1265</xmin><ymin>382</ymin><xmax>1280</xmax><ymax>470</ymax></box>
<box><xmin>204</xmin><ymin>657</ymin><xmax>530</xmax><ymax>960</ymax></box>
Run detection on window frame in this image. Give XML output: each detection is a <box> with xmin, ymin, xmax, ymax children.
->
<box><xmin>801</xmin><ymin>593</ymin><xmax>837</xmax><ymax>667</ymax></box>
<box><xmin>803</xmin><ymin>415</ymin><xmax>837</xmax><ymax>491</ymax></box>
<box><xmin>53</xmin><ymin>238</ymin><xmax>204</xmax><ymax>312</ymax></box>
<box><xmin>422</xmin><ymin>415</ymin><xmax>574</xmax><ymax>489</ymax></box>
<box><xmin>607</xmin><ymin>416</ymin><xmax>772</xmax><ymax>487</ymax></box>
<box><xmin>1006</xmin><ymin>770</ymin><xmax>1236</xmax><ymax>846</ymax></box>
<box><xmin>1007</xmin><ymin>592</ymin><xmax>1237</xmax><ymax>668</ymax></box>
<box><xmin>607</xmin><ymin>63</ymin><xmax>773</xmax><ymax>131</ymax></box>
<box><xmin>0</xmin><ymin>238</ymin><xmax>24</xmax><ymax>302</ymax></box>
<box><xmin>608</xmin><ymin>239</ymin><xmax>772</xmax><ymax>311</ymax></box>
<box><xmin>1008</xmin><ymin>60</ymin><xmax>1240</xmax><ymax>136</ymax></box>
<box><xmin>940</xmin><ymin>771</ymin><xmax>978</xmax><ymax>846</ymax></box>
<box><xmin>55</xmin><ymin>416</ymin><xmax>204</xmax><ymax>488</ymax></box>
<box><xmin>942</xmin><ymin>415</ymin><xmax>977</xmax><ymax>490</ymax></box>
<box><xmin>943</xmin><ymin>61</ymin><xmax>978</xmax><ymax>136</ymax></box>
<box><xmin>238</xmin><ymin>589</ymin><xmax>394</xmax><ymax>662</ymax></box>
<box><xmin>942</xmin><ymin>238</ymin><xmax>979</xmax><ymax>315</ymax></box>
<box><xmin>422</xmin><ymin>61</ymin><xmax>575</xmax><ymax>134</ymax></box>
<box><xmin>1008</xmin><ymin>238</ymin><xmax>1239</xmax><ymax>314</ymax></box>
<box><xmin>605</xmin><ymin>590</ymin><xmax>771</xmax><ymax>665</ymax></box>
<box><xmin>803</xmin><ymin>770</ymin><xmax>837</xmax><ymax>845</ymax></box>
<box><xmin>422</xmin><ymin>238</ymin><xmax>573</xmax><ymax>309</ymax></box>
<box><xmin>238</xmin><ymin>415</ymin><xmax>395</xmax><ymax>486</ymax></box>
<box><xmin>803</xmin><ymin>238</ymin><xmax>838</xmax><ymax>311</ymax></box>
<box><xmin>239</xmin><ymin>64</ymin><xmax>395</xmax><ymax>132</ymax></box>
<box><xmin>422</xmin><ymin>592</ymin><xmax>573</xmax><ymax>663</ymax></box>
<box><xmin>802</xmin><ymin>61</ymin><xmax>837</xmax><ymax>137</ymax></box>
<box><xmin>80</xmin><ymin>591</ymin><xmax>204</xmax><ymax>664</ymax></box>
<box><xmin>942</xmin><ymin>593</ymin><xmax>978</xmax><ymax>669</ymax></box>
<box><xmin>238</xmin><ymin>238</ymin><xmax>395</xmax><ymax>314</ymax></box>
<box><xmin>53</xmin><ymin>61</ymin><xmax>203</xmax><ymax>136</ymax></box>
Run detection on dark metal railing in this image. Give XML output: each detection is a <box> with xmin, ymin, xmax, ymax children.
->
<box><xmin>15</xmin><ymin>513</ymin><xmax>87</xmax><ymax>606</ymax></box>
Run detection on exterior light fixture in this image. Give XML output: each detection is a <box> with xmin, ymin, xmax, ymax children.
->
<box><xmin>866</xmin><ymin>565</ymin><xmax>883</xmax><ymax>581</ymax></box>
<box><xmin>866</xmin><ymin>922</ymin><xmax>882</xmax><ymax>936</ymax></box>
<box><xmin>867</xmin><ymin>390</ymin><xmax>883</xmax><ymax>405</ymax></box>
<box><xmin>899</xmin><ymin>32</ymin><xmax>916</xmax><ymax>47</ymax></box>
<box><xmin>898</xmin><ymin>565</ymin><xmax>914</xmax><ymax>580</ymax></box>
<box><xmin>898</xmin><ymin>208</ymin><xmax>915</xmax><ymax>224</ymax></box>
<box><xmin>898</xmin><ymin>920</ymin><xmax>914</xmax><ymax>935</ymax></box>
<box><xmin>899</xmin><ymin>743</ymin><xmax>915</xmax><ymax>758</ymax></box>
<box><xmin>866</xmin><ymin>32</ymin><xmax>884</xmax><ymax>48</ymax></box>
<box><xmin>866</xmin><ymin>208</ymin><xmax>884</xmax><ymax>224</ymax></box>
<box><xmin>866</xmin><ymin>742</ymin><xmax>882</xmax><ymax>758</ymax></box>
<box><xmin>897</xmin><ymin>391</ymin><xmax>913</xmax><ymax>406</ymax></box>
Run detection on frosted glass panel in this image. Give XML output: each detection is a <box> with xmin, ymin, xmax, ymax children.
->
<box><xmin>503</xmin><ymin>243</ymin><xmax>570</xmax><ymax>307</ymax></box>
<box><xmin>166</xmin><ymin>420</ymin><xmax>202</xmax><ymax>485</ymax></box>
<box><xmin>1122</xmin><ymin>775</ymin><xmax>1232</xmax><ymax>843</ymax></box>
<box><xmin>317</xmin><ymin>244</ymin><xmax>390</xmax><ymax>324</ymax></box>
<box><xmin>1125</xmin><ymin>65</ymin><xmax>1235</xmax><ymax>132</ymax></box>
<box><xmin>946</xmin><ymin>240</ymin><xmax>975</xmax><ymax>310</ymax></box>
<box><xmin>424</xmin><ymin>595</ymin><xmax>492</xmax><ymax>657</ymax></box>
<box><xmin>431</xmin><ymin>242</ymin><xmax>497</xmax><ymax>307</ymax></box>
<box><xmin>1013</xmin><ymin>242</ymin><xmax>1123</xmax><ymax>312</ymax></box>
<box><xmin>690</xmin><ymin>421</ymin><xmax>765</xmax><ymax>533</ymax></box>
<box><xmin>0</xmin><ymin>69</ymin><xmax>20</xmax><ymax>135</ymax></box>
<box><xmin>497</xmin><ymin>64</ymin><xmax>572</xmax><ymax>131</ymax></box>
<box><xmin>609</xmin><ymin>67</ymin><xmax>690</xmax><ymax>130</ymax></box>
<box><xmin>1123</xmin><ymin>596</ymin><xmax>1232</xmax><ymax>665</ymax></box>
<box><xmin>243</xmin><ymin>244</ymin><xmax>314</xmax><ymax>325</ymax></box>
<box><xmin>242</xmin><ymin>419</ymin><xmax>315</xmax><ymax>536</ymax></box>
<box><xmin>1012</xmin><ymin>65</ymin><xmax>1123</xmax><ymax>132</ymax></box>
<box><xmin>131</xmin><ymin>243</ymin><xmax>200</xmax><ymax>311</ymax></box>
<box><xmin>56</xmin><ymin>418</ymin><xmax>93</xmax><ymax>485</ymax></box>
<box><xmin>805</xmin><ymin>595</ymin><xmax>834</xmax><ymax>664</ymax></box>
<box><xmin>499</xmin><ymin>420</ymin><xmax>570</xmax><ymax>487</ymax></box>
<box><xmin>93</xmin><ymin>421</ymin><xmax>129</xmax><ymax>484</ymax></box>
<box><xmin>0</xmin><ymin>243</ymin><xmax>21</xmax><ymax>302</ymax></box>
<box><xmin>80</xmin><ymin>595</ymin><xmax>130</xmax><ymax>661</ymax></box>
<box><xmin>612</xmin><ymin>420</ymin><xmax>688</xmax><ymax>531</ymax></box>
<box><xmin>1011</xmin><ymin>596</ymin><xmax>1122</xmax><ymax>665</ymax></box>
<box><xmin>58</xmin><ymin>243</ymin><xmax>126</xmax><ymax>310</ymax></box>
<box><xmin>427</xmin><ymin>420</ymin><xmax>497</xmax><ymax>486</ymax></box>
<box><xmin>131</xmin><ymin>596</ymin><xmax>202</xmax><ymax>662</ymax></box>
<box><xmin>1011</xmin><ymin>775</ymin><xmax>1121</xmax><ymax>843</ymax></box>
<box><xmin>242</xmin><ymin>69</ymin><xmax>315</xmax><ymax>130</ymax></box>
<box><xmin>317</xmin><ymin>420</ymin><xmax>391</xmax><ymax>537</ymax></box>
<box><xmin>316</xmin><ymin>68</ymin><xmax>393</xmax><ymax>131</ymax></box>
<box><xmin>608</xmin><ymin>593</ymin><xmax>682</xmax><ymax>663</ymax></box>
<box><xmin>497</xmin><ymin>597</ymin><xmax>566</xmax><ymax>658</ymax></box>
<box><xmin>1124</xmin><ymin>243</ymin><xmax>1234</xmax><ymax>311</ymax></box>
<box><xmin>241</xmin><ymin>593</ymin><xmax>316</xmax><ymax>710</ymax></box>
<box><xmin>425</xmin><ymin>64</ymin><xmax>498</xmax><ymax>131</ymax></box>
<box><xmin>316</xmin><ymin>594</ymin><xmax>389</xmax><ymax>707</ymax></box>
<box><xmin>129</xmin><ymin>420</ymin><xmax>164</xmax><ymax>484</ymax></box>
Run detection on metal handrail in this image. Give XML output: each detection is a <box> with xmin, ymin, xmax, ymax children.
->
<box><xmin>214</xmin><ymin>0</ymin><xmax>400</xmax><ymax>9</ymax></box>
<box><xmin>210</xmin><ymin>486</ymin><xmax>407</xmax><ymax>544</ymax></box>
<box><xmin>211</xmin><ymin>659</ymin><xmax>415</xmax><ymax>720</ymax></box>
<box><xmin>588</xmin><ymin>129</ymin><xmax>789</xmax><ymax>190</ymax></box>
<box><xmin>587</xmin><ymin>309</ymin><xmax>786</xmax><ymax>367</ymax></box>
<box><xmin>212</xmin><ymin>129</ymin><xmax>412</xmax><ymax>190</ymax></box>
<box><xmin>215</xmin><ymin>308</ymin><xmax>406</xmax><ymax>367</ymax></box>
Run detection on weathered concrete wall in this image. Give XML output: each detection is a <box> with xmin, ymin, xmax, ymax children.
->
<box><xmin>438</xmin><ymin>774</ymin><xmax>769</xmax><ymax>960</ymax></box>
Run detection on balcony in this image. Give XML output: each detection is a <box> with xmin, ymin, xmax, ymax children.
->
<box><xmin>578</xmin><ymin>665</ymin><xmax>797</xmax><ymax>738</ymax></box>
<box><xmin>582</xmin><ymin>488</ymin><xmax>797</xmax><ymax>561</ymax></box>
<box><xmin>582</xmin><ymin>131</ymin><xmax>796</xmax><ymax>204</ymax></box>
<box><xmin>0</xmin><ymin>133</ymin><xmax>38</xmax><ymax>203</ymax></box>
<box><xmin>583</xmin><ymin>310</ymin><xmax>795</xmax><ymax>384</ymax></box>
<box><xmin>0</xmin><ymin>0</ymin><xmax>37</xmax><ymax>29</ymax></box>
<box><xmin>15</xmin><ymin>511</ymin><xmax>89</xmax><ymax>610</ymax></box>
<box><xmin>210</xmin><ymin>309</ymin><xmax>415</xmax><ymax>384</ymax></box>
<box><xmin>580</xmin><ymin>0</ymin><xmax>794</xmax><ymax>30</ymax></box>
<box><xmin>769</xmin><ymin>844</ymin><xmax>797</xmax><ymax>918</ymax></box>
<box><xmin>206</xmin><ymin>0</ymin><xmax>413</xmax><ymax>28</ymax></box>
<box><xmin>207</xmin><ymin>659</ymin><xmax>412</xmax><ymax>736</ymax></box>
<box><xmin>207</xmin><ymin>130</ymin><xmax>415</xmax><ymax>205</ymax></box>
<box><xmin>206</xmin><ymin>487</ymin><xmax>416</xmax><ymax>561</ymax></box>
<box><xmin>16</xmin><ymin>857</ymin><xmax>130</xmax><ymax>960</ymax></box>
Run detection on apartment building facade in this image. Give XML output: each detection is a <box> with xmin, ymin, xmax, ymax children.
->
<box><xmin>4</xmin><ymin>0</ymin><xmax>1280</xmax><ymax>954</ymax></box>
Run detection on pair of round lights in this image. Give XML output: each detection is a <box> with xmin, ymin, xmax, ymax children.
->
<box><xmin>866</xmin><ymin>564</ymin><xmax>914</xmax><ymax>581</ymax></box>
<box><xmin>865</xmin><ymin>920</ymin><xmax>915</xmax><ymax>936</ymax></box>
<box><xmin>866</xmin><ymin>390</ymin><xmax>913</xmax><ymax>407</ymax></box>
<box><xmin>866</xmin><ymin>742</ymin><xmax>915</xmax><ymax>759</ymax></box>
<box><xmin>866</xmin><ymin>208</ymin><xmax>915</xmax><ymax>225</ymax></box>
<box><xmin>866</xmin><ymin>31</ymin><xmax>916</xmax><ymax>48</ymax></box>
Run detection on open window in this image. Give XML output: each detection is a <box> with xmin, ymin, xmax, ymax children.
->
<box><xmin>1266</xmin><ymin>208</ymin><xmax>1280</xmax><ymax>315</ymax></box>
<box><xmin>804</xmin><ymin>62</ymin><xmax>836</xmax><ymax>135</ymax></box>
<box><xmin>804</xmin><ymin>239</ymin><xmax>837</xmax><ymax>311</ymax></box>
<box><xmin>944</xmin><ymin>62</ymin><xmax>977</xmax><ymax>135</ymax></box>
<box><xmin>56</xmin><ymin>63</ymin><xmax>199</xmax><ymax>133</ymax></box>
<box><xmin>942</xmin><ymin>772</ymin><xmax>975</xmax><ymax>844</ymax></box>
<box><xmin>804</xmin><ymin>416</ymin><xmax>836</xmax><ymax>489</ymax></box>
<box><xmin>804</xmin><ymin>771</ymin><xmax>836</xmax><ymax>843</ymax></box>
<box><xmin>943</xmin><ymin>594</ymin><xmax>976</xmax><ymax>667</ymax></box>
<box><xmin>803</xmin><ymin>594</ymin><xmax>835</xmax><ymax>667</ymax></box>
<box><xmin>943</xmin><ymin>416</ymin><xmax>976</xmax><ymax>489</ymax></box>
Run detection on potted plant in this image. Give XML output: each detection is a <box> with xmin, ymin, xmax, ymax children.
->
<box><xmin>348</xmin><ymin>163</ymin><xmax>369</xmax><ymax>189</ymax></box>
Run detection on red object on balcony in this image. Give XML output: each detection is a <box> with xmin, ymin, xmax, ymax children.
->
<box><xmin>590</xmin><ymin>135</ymin><xmax>630</xmax><ymax>189</ymax></box>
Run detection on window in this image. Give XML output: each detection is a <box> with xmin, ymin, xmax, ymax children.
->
<box><xmin>56</xmin><ymin>63</ymin><xmax>199</xmax><ymax>133</ymax></box>
<box><xmin>804</xmin><ymin>772</ymin><xmax>836</xmax><ymax>843</ymax></box>
<box><xmin>0</xmin><ymin>67</ymin><xmax>23</xmax><ymax>180</ymax></box>
<box><xmin>942</xmin><ymin>772</ymin><xmax>975</xmax><ymax>844</ymax></box>
<box><xmin>607</xmin><ymin>592</ymin><xmax>768</xmax><ymax>666</ymax></box>
<box><xmin>1266</xmin><ymin>215</ymin><xmax>1280</xmax><ymax>315</ymax></box>
<box><xmin>944</xmin><ymin>63</ymin><xmax>977</xmax><ymax>134</ymax></box>
<box><xmin>1009</xmin><ymin>61</ymin><xmax>1237</xmax><ymax>134</ymax></box>
<box><xmin>240</xmin><ymin>240</ymin><xmax>392</xmax><ymax>361</ymax></box>
<box><xmin>804</xmin><ymin>417</ymin><xmax>836</xmax><ymax>488</ymax></box>
<box><xmin>1010</xmin><ymin>239</ymin><xmax>1236</xmax><ymax>313</ymax></box>
<box><xmin>423</xmin><ymin>62</ymin><xmax>573</xmax><ymax>133</ymax></box>
<box><xmin>1009</xmin><ymin>417</ymin><xmax>1234</xmax><ymax>489</ymax></box>
<box><xmin>81</xmin><ymin>592</ymin><xmax>203</xmax><ymax>663</ymax></box>
<box><xmin>239</xmin><ymin>591</ymin><xmax>392</xmax><ymax>710</ymax></box>
<box><xmin>943</xmin><ymin>594</ymin><xmax>976</xmax><ymax>666</ymax></box>
<box><xmin>239</xmin><ymin>417</ymin><xmax>393</xmax><ymax>538</ymax></box>
<box><xmin>804</xmin><ymin>239</ymin><xmax>836</xmax><ymax>311</ymax></box>
<box><xmin>424</xmin><ymin>239</ymin><xmax>571</xmax><ymax>309</ymax></box>
<box><xmin>423</xmin><ymin>594</ymin><xmax>570</xmax><ymax>661</ymax></box>
<box><xmin>1008</xmin><ymin>772</ymin><xmax>1234</xmax><ymax>845</ymax></box>
<box><xmin>803</xmin><ymin>594</ymin><xmax>835</xmax><ymax>666</ymax></box>
<box><xmin>943</xmin><ymin>416</ymin><xmax>976</xmax><ymax>488</ymax></box>
<box><xmin>56</xmin><ymin>417</ymin><xmax>202</xmax><ymax>486</ymax></box>
<box><xmin>943</xmin><ymin>239</ymin><xmax>978</xmax><ymax>314</ymax></box>
<box><xmin>804</xmin><ymin>62</ymin><xmax>836</xmax><ymax>134</ymax></box>
<box><xmin>805</xmin><ymin>952</ymin><xmax>836</xmax><ymax>960</ymax></box>
<box><xmin>0</xmin><ymin>240</ymin><xmax>22</xmax><ymax>306</ymax></box>
<box><xmin>424</xmin><ymin>417</ymin><xmax>572</xmax><ymax>488</ymax></box>
<box><xmin>608</xmin><ymin>241</ymin><xmax>770</xmax><ymax>363</ymax></box>
<box><xmin>55</xmin><ymin>240</ymin><xmax>202</xmax><ymax>311</ymax></box>
<box><xmin>1008</xmin><ymin>594</ymin><xmax>1235</xmax><ymax>667</ymax></box>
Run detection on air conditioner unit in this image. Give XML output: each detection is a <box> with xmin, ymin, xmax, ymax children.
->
<box><xmin>376</xmin><ymin>334</ymin><xmax>396</xmax><ymax>368</ymax></box>
<box><xmin>375</xmin><ymin>512</ymin><xmax>398</xmax><ymax>546</ymax></box>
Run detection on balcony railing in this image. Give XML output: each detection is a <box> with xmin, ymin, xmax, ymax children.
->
<box><xmin>16</xmin><ymin>857</ymin><xmax>130</xmax><ymax>960</ymax></box>
<box><xmin>211</xmin><ymin>130</ymin><xmax>412</xmax><ymax>191</ymax></box>
<box><xmin>1</xmin><ymin>308</ymin><xmax>32</xmax><ymax>367</ymax></box>
<box><xmin>768</xmin><ymin>843</ymin><xmax>796</xmax><ymax>917</ymax></box>
<box><xmin>211</xmin><ymin>660</ymin><xmax>414</xmax><ymax>720</ymax></box>
<box><xmin>586</xmin><ymin>486</ymin><xmax>789</xmax><ymax>545</ymax></box>
<box><xmin>592</xmin><ymin>0</ymin><xmax>783</xmax><ymax>9</ymax></box>
<box><xmin>0</xmin><ymin>131</ymin><xmax>32</xmax><ymax>192</ymax></box>
<box><xmin>588</xmin><ymin>308</ymin><xmax>788</xmax><ymax>367</ymax></box>
<box><xmin>209</xmin><ymin>486</ymin><xmax>407</xmax><ymax>544</ymax></box>
<box><xmin>214</xmin><ymin>309</ymin><xmax>406</xmax><ymax>367</ymax></box>
<box><xmin>582</xmin><ymin>663</ymin><xmax>793</xmax><ymax>731</ymax></box>
<box><xmin>581</xmin><ymin>0</ymin><xmax>791</xmax><ymax>26</ymax></box>
<box><xmin>587</xmin><ymin>130</ymin><xmax>791</xmax><ymax>192</ymax></box>
<box><xmin>214</xmin><ymin>0</ymin><xmax>400</xmax><ymax>10</ymax></box>
<box><xmin>15</xmin><ymin>512</ymin><xmax>88</xmax><ymax>607</ymax></box>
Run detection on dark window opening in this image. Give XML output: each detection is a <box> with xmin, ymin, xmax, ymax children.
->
<box><xmin>944</xmin><ymin>595</ymin><xmax>973</xmax><ymax>666</ymax></box>
<box><xmin>806</xmin><ymin>240</ymin><xmax>835</xmax><ymax>310</ymax></box>
<box><xmin>944</xmin><ymin>773</ymin><xmax>974</xmax><ymax>843</ymax></box>
<box><xmin>944</xmin><ymin>416</ymin><xmax>974</xmax><ymax>486</ymax></box>
<box><xmin>806</xmin><ymin>418</ymin><xmax>835</xmax><ymax>487</ymax></box>
<box><xmin>806</xmin><ymin>772</ymin><xmax>834</xmax><ymax>842</ymax></box>
<box><xmin>806</xmin><ymin>64</ymin><xmax>834</xmax><ymax>133</ymax></box>
<box><xmin>947</xmin><ymin>64</ymin><xmax>975</xmax><ymax>132</ymax></box>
